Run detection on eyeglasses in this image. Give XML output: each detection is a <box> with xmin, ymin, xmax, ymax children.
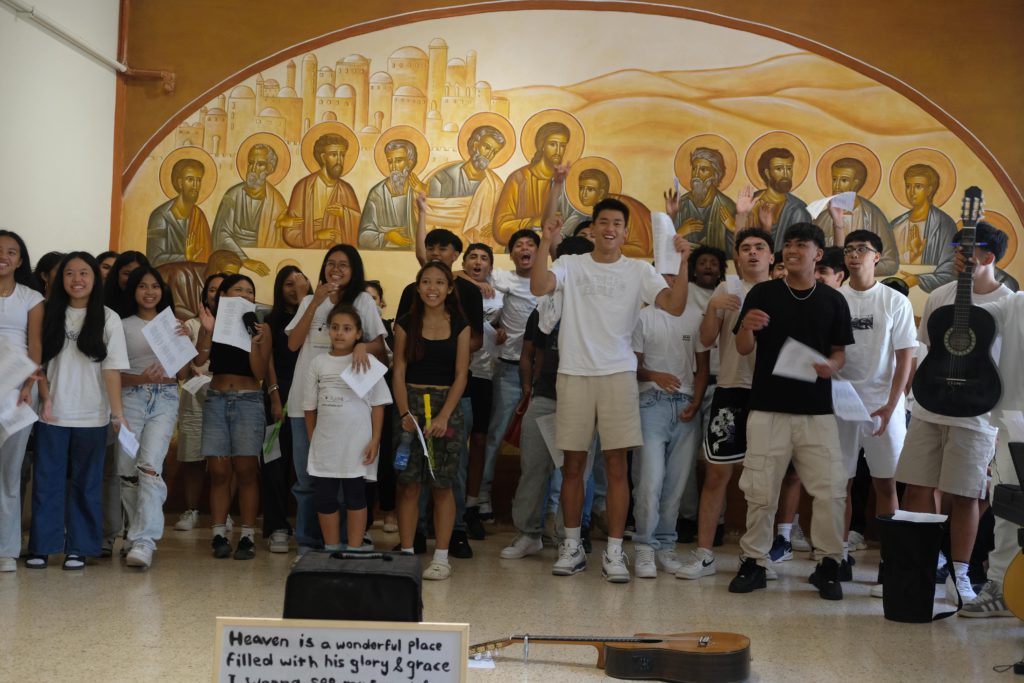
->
<box><xmin>842</xmin><ymin>246</ymin><xmax>878</xmax><ymax>256</ymax></box>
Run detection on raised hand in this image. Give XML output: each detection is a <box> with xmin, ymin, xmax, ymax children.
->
<box><xmin>542</xmin><ymin>215</ymin><xmax>563</xmax><ymax>242</ymax></box>
<box><xmin>552</xmin><ymin>162</ymin><xmax>570</xmax><ymax>184</ymax></box>
<box><xmin>710</xmin><ymin>291</ymin><xmax>742</xmax><ymax>312</ymax></box>
<box><xmin>757</xmin><ymin>203</ymin><xmax>775</xmax><ymax>230</ymax></box>
<box><xmin>199</xmin><ymin>305</ymin><xmax>215</xmax><ymax>333</ymax></box>
<box><xmin>664</xmin><ymin>188</ymin><xmax>681</xmax><ymax>215</ymax></box>
<box><xmin>415</xmin><ymin>192</ymin><xmax>428</xmax><ymax>213</ymax></box>
<box><xmin>311</xmin><ymin>281</ymin><xmax>338</xmax><ymax>306</ymax></box>
<box><xmin>740</xmin><ymin>309</ymin><xmax>770</xmax><ymax>332</ymax></box>
<box><xmin>736</xmin><ymin>185</ymin><xmax>756</xmax><ymax>214</ymax></box>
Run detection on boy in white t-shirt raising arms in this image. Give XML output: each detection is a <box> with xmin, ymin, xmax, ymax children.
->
<box><xmin>531</xmin><ymin>198</ymin><xmax>691</xmax><ymax>583</ymax></box>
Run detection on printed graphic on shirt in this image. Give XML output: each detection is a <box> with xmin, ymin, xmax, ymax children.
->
<box><xmin>851</xmin><ymin>315</ymin><xmax>874</xmax><ymax>331</ymax></box>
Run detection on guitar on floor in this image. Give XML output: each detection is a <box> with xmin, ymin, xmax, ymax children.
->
<box><xmin>912</xmin><ymin>185</ymin><xmax>1002</xmax><ymax>417</ymax></box>
<box><xmin>469</xmin><ymin>631</ymin><xmax>750</xmax><ymax>682</ymax></box>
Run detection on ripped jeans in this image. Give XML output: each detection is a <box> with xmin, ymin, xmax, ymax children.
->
<box><xmin>119</xmin><ymin>384</ymin><xmax>179</xmax><ymax>550</ymax></box>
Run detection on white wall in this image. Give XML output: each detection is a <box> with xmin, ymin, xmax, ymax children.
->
<box><xmin>0</xmin><ymin>0</ymin><xmax>119</xmax><ymax>267</ymax></box>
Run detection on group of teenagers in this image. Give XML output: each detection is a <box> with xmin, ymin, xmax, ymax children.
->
<box><xmin>1</xmin><ymin>171</ymin><xmax>1022</xmax><ymax>618</ymax></box>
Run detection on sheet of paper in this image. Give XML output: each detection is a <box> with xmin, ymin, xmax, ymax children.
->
<box><xmin>772</xmin><ymin>337</ymin><xmax>827</xmax><ymax>383</ymax></box>
<box><xmin>535</xmin><ymin>412</ymin><xmax>562</xmax><ymax>468</ymax></box>
<box><xmin>339</xmin><ymin>355</ymin><xmax>388</xmax><ymax>399</ymax></box>
<box><xmin>182</xmin><ymin>374</ymin><xmax>212</xmax><ymax>395</ymax></box>
<box><xmin>212</xmin><ymin>296</ymin><xmax>256</xmax><ymax>352</ymax></box>
<box><xmin>652</xmin><ymin>212</ymin><xmax>681</xmax><ymax>275</ymax></box>
<box><xmin>0</xmin><ymin>390</ymin><xmax>37</xmax><ymax>438</ymax></box>
<box><xmin>141</xmin><ymin>307</ymin><xmax>198</xmax><ymax>377</ymax></box>
<box><xmin>1002</xmin><ymin>410</ymin><xmax>1024</xmax><ymax>443</ymax></box>
<box><xmin>725</xmin><ymin>274</ymin><xmax>745</xmax><ymax>302</ymax></box>
<box><xmin>892</xmin><ymin>510</ymin><xmax>948</xmax><ymax>524</ymax></box>
<box><xmin>412</xmin><ymin>419</ymin><xmax>433</xmax><ymax>477</ymax></box>
<box><xmin>0</xmin><ymin>339</ymin><xmax>39</xmax><ymax>396</ymax></box>
<box><xmin>832</xmin><ymin>191</ymin><xmax>857</xmax><ymax>212</ymax></box>
<box><xmin>262</xmin><ymin>422</ymin><xmax>282</xmax><ymax>464</ymax></box>
<box><xmin>831</xmin><ymin>380</ymin><xmax>882</xmax><ymax>431</ymax></box>
<box><xmin>806</xmin><ymin>194</ymin><xmax>837</xmax><ymax>218</ymax></box>
<box><xmin>118</xmin><ymin>427</ymin><xmax>140</xmax><ymax>459</ymax></box>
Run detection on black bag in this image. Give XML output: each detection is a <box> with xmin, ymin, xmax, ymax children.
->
<box><xmin>877</xmin><ymin>514</ymin><xmax>957</xmax><ymax>622</ymax></box>
<box><xmin>284</xmin><ymin>551</ymin><xmax>423</xmax><ymax>622</ymax></box>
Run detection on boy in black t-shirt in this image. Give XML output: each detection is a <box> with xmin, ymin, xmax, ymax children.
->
<box><xmin>729</xmin><ymin>223</ymin><xmax>854</xmax><ymax>600</ymax></box>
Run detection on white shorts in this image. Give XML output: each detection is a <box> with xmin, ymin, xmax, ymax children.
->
<box><xmin>836</xmin><ymin>400</ymin><xmax>907</xmax><ymax>479</ymax></box>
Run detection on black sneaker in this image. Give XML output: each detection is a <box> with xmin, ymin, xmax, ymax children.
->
<box><xmin>581</xmin><ymin>526</ymin><xmax>593</xmax><ymax>555</ymax></box>
<box><xmin>809</xmin><ymin>557</ymin><xmax>844</xmax><ymax>600</ymax></box>
<box><xmin>449</xmin><ymin>530</ymin><xmax>473</xmax><ymax>559</ymax></box>
<box><xmin>212</xmin><ymin>535</ymin><xmax>232</xmax><ymax>559</ymax></box>
<box><xmin>464</xmin><ymin>506</ymin><xmax>486</xmax><ymax>540</ymax></box>
<box><xmin>713</xmin><ymin>522</ymin><xmax>725</xmax><ymax>547</ymax></box>
<box><xmin>728</xmin><ymin>558</ymin><xmax>767</xmax><ymax>593</ymax></box>
<box><xmin>838</xmin><ymin>555</ymin><xmax>855</xmax><ymax>582</ymax></box>
<box><xmin>233</xmin><ymin>536</ymin><xmax>255</xmax><ymax>560</ymax></box>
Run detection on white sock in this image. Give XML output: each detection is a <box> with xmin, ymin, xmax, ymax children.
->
<box><xmin>697</xmin><ymin>547</ymin><xmax>714</xmax><ymax>559</ymax></box>
<box><xmin>240</xmin><ymin>526</ymin><xmax>255</xmax><ymax>541</ymax></box>
<box><xmin>777</xmin><ymin>523</ymin><xmax>792</xmax><ymax>541</ymax></box>
<box><xmin>952</xmin><ymin>561</ymin><xmax>970</xmax><ymax>580</ymax></box>
<box><xmin>433</xmin><ymin>549</ymin><xmax>449</xmax><ymax>563</ymax></box>
<box><xmin>325</xmin><ymin>543</ymin><xmax>344</xmax><ymax>552</ymax></box>
<box><xmin>401</xmin><ymin>547</ymin><xmax>414</xmax><ymax>555</ymax></box>
<box><xmin>212</xmin><ymin>524</ymin><xmax>227</xmax><ymax>538</ymax></box>
<box><xmin>466</xmin><ymin>496</ymin><xmax>480</xmax><ymax>508</ymax></box>
<box><xmin>937</xmin><ymin>551</ymin><xmax>947</xmax><ymax>570</ymax></box>
<box><xmin>564</xmin><ymin>527</ymin><xmax>581</xmax><ymax>542</ymax></box>
<box><xmin>607</xmin><ymin>537</ymin><xmax>623</xmax><ymax>552</ymax></box>
<box><xmin>843</xmin><ymin>541</ymin><xmax>849</xmax><ymax>560</ymax></box>
<box><xmin>346</xmin><ymin>545</ymin><xmax>362</xmax><ymax>551</ymax></box>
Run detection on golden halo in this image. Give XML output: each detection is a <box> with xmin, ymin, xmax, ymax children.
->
<box><xmin>743</xmin><ymin>131</ymin><xmax>810</xmax><ymax>191</ymax></box>
<box><xmin>374</xmin><ymin>125</ymin><xmax>430</xmax><ymax>177</ymax></box>
<box><xmin>235</xmin><ymin>132</ymin><xmax>291</xmax><ymax>186</ymax></box>
<box><xmin>673</xmin><ymin>134</ymin><xmax>738</xmax><ymax>192</ymax></box>
<box><xmin>566</xmin><ymin>156</ymin><xmax>623</xmax><ymax>215</ymax></box>
<box><xmin>457</xmin><ymin>112</ymin><xmax>516</xmax><ymax>169</ymax></box>
<box><xmin>159</xmin><ymin>146</ymin><xmax>217</xmax><ymax>204</ymax></box>
<box><xmin>815</xmin><ymin>142</ymin><xmax>882</xmax><ymax>199</ymax></box>
<box><xmin>300</xmin><ymin>121</ymin><xmax>359</xmax><ymax>175</ymax></box>
<box><xmin>889</xmin><ymin>148</ymin><xmax>957</xmax><ymax>209</ymax></box>
<box><xmin>956</xmin><ymin>209</ymin><xmax>1018</xmax><ymax>269</ymax></box>
<box><xmin>519</xmin><ymin>109</ymin><xmax>585</xmax><ymax>166</ymax></box>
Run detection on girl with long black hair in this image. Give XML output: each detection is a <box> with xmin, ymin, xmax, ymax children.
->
<box><xmin>103</xmin><ymin>250</ymin><xmax>149</xmax><ymax>316</ymax></box>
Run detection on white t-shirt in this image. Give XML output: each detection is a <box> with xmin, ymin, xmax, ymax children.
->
<box><xmin>302</xmin><ymin>353</ymin><xmax>392</xmax><ymax>479</ymax></box>
<box><xmin>121</xmin><ymin>314</ymin><xmax>163</xmax><ymax>376</ymax></box>
<box><xmin>551</xmin><ymin>254</ymin><xmax>666</xmax><ymax>376</ymax></box>
<box><xmin>491</xmin><ymin>269</ymin><xmax>536</xmax><ymax>361</ymax></box>
<box><xmin>0</xmin><ymin>283</ymin><xmax>43</xmax><ymax>355</ymax></box>
<box><xmin>632</xmin><ymin>287</ymin><xmax>708</xmax><ymax>395</ymax></box>
<box><xmin>45</xmin><ymin>306</ymin><xmax>129</xmax><ymax>428</ymax></box>
<box><xmin>914</xmin><ymin>280</ymin><xmax>1012</xmax><ymax>434</ymax></box>
<box><xmin>470</xmin><ymin>288</ymin><xmax>504</xmax><ymax>381</ymax></box>
<box><xmin>712</xmin><ymin>279</ymin><xmax>758</xmax><ymax>389</ymax></box>
<box><xmin>688</xmin><ymin>285</ymin><xmax>718</xmax><ymax>376</ymax></box>
<box><xmin>980</xmin><ymin>293</ymin><xmax>1024</xmax><ymax>414</ymax></box>
<box><xmin>285</xmin><ymin>292</ymin><xmax>386</xmax><ymax>419</ymax></box>
<box><xmin>839</xmin><ymin>283</ymin><xmax>918</xmax><ymax>410</ymax></box>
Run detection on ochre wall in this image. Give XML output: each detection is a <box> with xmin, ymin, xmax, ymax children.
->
<box><xmin>118</xmin><ymin>0</ymin><xmax>1024</xmax><ymax>215</ymax></box>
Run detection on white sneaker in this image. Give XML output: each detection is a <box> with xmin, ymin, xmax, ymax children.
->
<box><xmin>946</xmin><ymin>572</ymin><xmax>977</xmax><ymax>604</ymax></box>
<box><xmin>268</xmin><ymin>530</ymin><xmax>290</xmax><ymax>553</ymax></box>
<box><xmin>634</xmin><ymin>544</ymin><xmax>657</xmax><ymax>579</ymax></box>
<box><xmin>676</xmin><ymin>548</ymin><xmax>716</xmax><ymax>580</ymax></box>
<box><xmin>552</xmin><ymin>540</ymin><xmax>587</xmax><ymax>576</ymax></box>
<box><xmin>791</xmin><ymin>524</ymin><xmax>811</xmax><ymax>552</ymax></box>
<box><xmin>603</xmin><ymin>546</ymin><xmax>631</xmax><ymax>583</ymax></box>
<box><xmin>960</xmin><ymin>580</ymin><xmax>1011</xmax><ymax>618</ymax></box>
<box><xmin>847</xmin><ymin>530</ymin><xmax>867</xmax><ymax>552</ymax></box>
<box><xmin>870</xmin><ymin>583</ymin><xmax>884</xmax><ymax>598</ymax></box>
<box><xmin>764</xmin><ymin>563</ymin><xmax>778</xmax><ymax>581</ymax></box>
<box><xmin>500</xmin><ymin>534</ymin><xmax>543</xmax><ymax>559</ymax></box>
<box><xmin>174</xmin><ymin>509</ymin><xmax>198</xmax><ymax>531</ymax></box>
<box><xmin>656</xmin><ymin>548</ymin><xmax>683</xmax><ymax>574</ymax></box>
<box><xmin>422</xmin><ymin>560</ymin><xmax>451</xmax><ymax>581</ymax></box>
<box><xmin>0</xmin><ymin>557</ymin><xmax>16</xmax><ymax>572</ymax></box>
<box><xmin>126</xmin><ymin>544</ymin><xmax>153</xmax><ymax>569</ymax></box>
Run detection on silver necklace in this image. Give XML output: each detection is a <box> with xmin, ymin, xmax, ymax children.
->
<box><xmin>783</xmin><ymin>277</ymin><xmax>816</xmax><ymax>301</ymax></box>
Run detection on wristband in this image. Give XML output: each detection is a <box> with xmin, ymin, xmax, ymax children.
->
<box><xmin>268</xmin><ymin>384</ymin><xmax>280</xmax><ymax>394</ymax></box>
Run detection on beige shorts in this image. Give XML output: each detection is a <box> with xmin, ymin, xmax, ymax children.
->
<box><xmin>555</xmin><ymin>372</ymin><xmax>642</xmax><ymax>452</ymax></box>
<box><xmin>895</xmin><ymin>416</ymin><xmax>996</xmax><ymax>498</ymax></box>
<box><xmin>175</xmin><ymin>387</ymin><xmax>207</xmax><ymax>463</ymax></box>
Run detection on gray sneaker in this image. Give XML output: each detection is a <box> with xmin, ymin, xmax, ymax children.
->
<box><xmin>603</xmin><ymin>546</ymin><xmax>631</xmax><ymax>583</ymax></box>
<box><xmin>959</xmin><ymin>580</ymin><xmax>1011</xmax><ymax>618</ymax></box>
<box><xmin>552</xmin><ymin>540</ymin><xmax>586</xmax><ymax>576</ymax></box>
<box><xmin>656</xmin><ymin>548</ymin><xmax>683</xmax><ymax>574</ymax></box>
<box><xmin>633</xmin><ymin>544</ymin><xmax>656</xmax><ymax>578</ymax></box>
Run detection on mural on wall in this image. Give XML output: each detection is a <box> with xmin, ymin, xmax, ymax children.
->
<box><xmin>121</xmin><ymin>10</ymin><xmax>1022</xmax><ymax>311</ymax></box>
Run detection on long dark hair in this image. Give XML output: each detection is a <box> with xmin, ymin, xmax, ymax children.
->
<box><xmin>0</xmin><ymin>230</ymin><xmax>36</xmax><ymax>289</ymax></box>
<box><xmin>120</xmin><ymin>265</ymin><xmax>172</xmax><ymax>318</ymax></box>
<box><xmin>213</xmin><ymin>273</ymin><xmax>256</xmax><ymax>313</ymax></box>
<box><xmin>405</xmin><ymin>261</ymin><xmax>462</xmax><ymax>364</ymax></box>
<box><xmin>201</xmin><ymin>271</ymin><xmax>227</xmax><ymax>312</ymax></box>
<box><xmin>266</xmin><ymin>265</ymin><xmax>306</xmax><ymax>329</ymax></box>
<box><xmin>103</xmin><ymin>250</ymin><xmax>149</xmax><ymax>315</ymax></box>
<box><xmin>42</xmin><ymin>252</ymin><xmax>108</xmax><ymax>364</ymax></box>
<box><xmin>318</xmin><ymin>244</ymin><xmax>366</xmax><ymax>306</ymax></box>
<box><xmin>33</xmin><ymin>251</ymin><xmax>65</xmax><ymax>296</ymax></box>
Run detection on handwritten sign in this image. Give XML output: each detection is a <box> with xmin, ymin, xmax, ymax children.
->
<box><xmin>214</xmin><ymin>617</ymin><xmax>468</xmax><ymax>683</ymax></box>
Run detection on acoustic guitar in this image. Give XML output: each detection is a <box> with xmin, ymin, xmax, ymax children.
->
<box><xmin>912</xmin><ymin>186</ymin><xmax>1002</xmax><ymax>417</ymax></box>
<box><xmin>468</xmin><ymin>631</ymin><xmax>750</xmax><ymax>682</ymax></box>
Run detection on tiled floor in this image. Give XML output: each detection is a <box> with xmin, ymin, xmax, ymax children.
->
<box><xmin>0</xmin><ymin>526</ymin><xmax>1020</xmax><ymax>681</ymax></box>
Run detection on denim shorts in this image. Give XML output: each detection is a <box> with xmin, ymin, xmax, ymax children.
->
<box><xmin>201</xmin><ymin>390</ymin><xmax>266</xmax><ymax>457</ymax></box>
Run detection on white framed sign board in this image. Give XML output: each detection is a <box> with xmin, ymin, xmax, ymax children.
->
<box><xmin>214</xmin><ymin>617</ymin><xmax>469</xmax><ymax>683</ymax></box>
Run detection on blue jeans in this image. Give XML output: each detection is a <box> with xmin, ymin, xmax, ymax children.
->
<box><xmin>480</xmin><ymin>361</ymin><xmax>521</xmax><ymax>503</ymax></box>
<box><xmin>632</xmin><ymin>390</ymin><xmax>702</xmax><ymax>550</ymax></box>
<box><xmin>290</xmin><ymin>417</ymin><xmax>324</xmax><ymax>550</ymax></box>
<box><xmin>29</xmin><ymin>423</ymin><xmax>109</xmax><ymax>556</ymax></box>
<box><xmin>119</xmin><ymin>384</ymin><xmax>178</xmax><ymax>549</ymax></box>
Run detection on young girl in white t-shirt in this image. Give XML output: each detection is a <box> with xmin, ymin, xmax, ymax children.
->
<box><xmin>28</xmin><ymin>252</ymin><xmax>129</xmax><ymax>571</ymax></box>
<box><xmin>0</xmin><ymin>230</ymin><xmax>44</xmax><ymax>573</ymax></box>
<box><xmin>303</xmin><ymin>305</ymin><xmax>391</xmax><ymax>551</ymax></box>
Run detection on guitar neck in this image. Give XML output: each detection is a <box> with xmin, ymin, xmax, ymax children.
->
<box><xmin>953</xmin><ymin>223</ymin><xmax>976</xmax><ymax>322</ymax></box>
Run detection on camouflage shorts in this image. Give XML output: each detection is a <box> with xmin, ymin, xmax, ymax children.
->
<box><xmin>395</xmin><ymin>385</ymin><xmax>465</xmax><ymax>489</ymax></box>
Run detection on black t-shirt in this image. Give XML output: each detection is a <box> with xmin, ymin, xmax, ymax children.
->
<box><xmin>737</xmin><ymin>278</ymin><xmax>854</xmax><ymax>415</ymax></box>
<box><xmin>523</xmin><ymin>308</ymin><xmax>560</xmax><ymax>400</ymax></box>
<box><xmin>395</xmin><ymin>313</ymin><xmax>468</xmax><ymax>387</ymax></box>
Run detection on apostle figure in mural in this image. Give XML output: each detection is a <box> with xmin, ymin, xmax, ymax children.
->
<box><xmin>211</xmin><ymin>137</ymin><xmax>289</xmax><ymax>276</ymax></box>
<box><xmin>147</xmin><ymin>153</ymin><xmax>213</xmax><ymax>267</ymax></box>
<box><xmin>666</xmin><ymin>146</ymin><xmax>737</xmax><ymax>255</ymax></box>
<box><xmin>425</xmin><ymin>115</ymin><xmax>512</xmax><ymax>246</ymax></box>
<box><xmin>280</xmin><ymin>127</ymin><xmax>362</xmax><ymax>249</ymax></box>
<box><xmin>892</xmin><ymin>163</ymin><xmax>956</xmax><ymax>292</ymax></box>
<box><xmin>749</xmin><ymin>147</ymin><xmax>812</xmax><ymax>249</ymax></box>
<box><xmin>560</xmin><ymin>158</ymin><xmax>652</xmax><ymax>258</ymax></box>
<box><xmin>358</xmin><ymin>130</ymin><xmax>429</xmax><ymax>250</ymax></box>
<box><xmin>813</xmin><ymin>155</ymin><xmax>898</xmax><ymax>276</ymax></box>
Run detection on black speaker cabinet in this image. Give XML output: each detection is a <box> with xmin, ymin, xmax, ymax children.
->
<box><xmin>284</xmin><ymin>551</ymin><xmax>423</xmax><ymax>622</ymax></box>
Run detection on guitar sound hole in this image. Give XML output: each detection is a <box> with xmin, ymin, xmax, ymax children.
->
<box><xmin>944</xmin><ymin>328</ymin><xmax>976</xmax><ymax>356</ymax></box>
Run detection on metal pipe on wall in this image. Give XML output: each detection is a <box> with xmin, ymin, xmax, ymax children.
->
<box><xmin>0</xmin><ymin>0</ymin><xmax>127</xmax><ymax>73</ymax></box>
